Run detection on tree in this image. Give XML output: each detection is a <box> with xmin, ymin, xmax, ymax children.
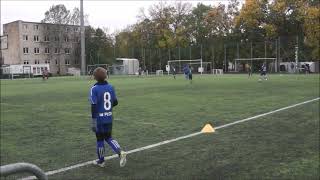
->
<box><xmin>187</xmin><ymin>3</ymin><xmax>212</xmax><ymax>44</ymax></box>
<box><xmin>172</xmin><ymin>1</ymin><xmax>192</xmax><ymax>47</ymax></box>
<box><xmin>42</xmin><ymin>4</ymin><xmax>71</xmax><ymax>24</ymax></box>
<box><xmin>148</xmin><ymin>1</ymin><xmax>175</xmax><ymax>49</ymax></box>
<box><xmin>86</xmin><ymin>26</ymin><xmax>114</xmax><ymax>65</ymax></box>
<box><xmin>303</xmin><ymin>5</ymin><xmax>320</xmax><ymax>60</ymax></box>
<box><xmin>235</xmin><ymin>0</ymin><xmax>268</xmax><ymax>41</ymax></box>
<box><xmin>205</xmin><ymin>4</ymin><xmax>230</xmax><ymax>37</ymax></box>
<box><xmin>109</xmin><ymin>0</ymin><xmax>319</xmax><ymax>72</ymax></box>
<box><xmin>42</xmin><ymin>4</ymin><xmax>88</xmax><ymax>74</ymax></box>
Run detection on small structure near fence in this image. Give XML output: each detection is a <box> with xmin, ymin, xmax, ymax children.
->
<box><xmin>113</xmin><ymin>58</ymin><xmax>139</xmax><ymax>75</ymax></box>
<box><xmin>212</xmin><ymin>69</ymin><xmax>223</xmax><ymax>75</ymax></box>
<box><xmin>67</xmin><ymin>67</ymin><xmax>81</xmax><ymax>76</ymax></box>
<box><xmin>279</xmin><ymin>61</ymin><xmax>319</xmax><ymax>73</ymax></box>
<box><xmin>1</xmin><ymin>64</ymin><xmax>50</xmax><ymax>79</ymax></box>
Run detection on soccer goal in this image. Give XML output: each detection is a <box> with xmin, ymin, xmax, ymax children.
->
<box><xmin>87</xmin><ymin>64</ymin><xmax>109</xmax><ymax>75</ymax></box>
<box><xmin>212</xmin><ymin>69</ymin><xmax>223</xmax><ymax>75</ymax></box>
<box><xmin>234</xmin><ymin>58</ymin><xmax>277</xmax><ymax>73</ymax></box>
<box><xmin>167</xmin><ymin>59</ymin><xmax>211</xmax><ymax>75</ymax></box>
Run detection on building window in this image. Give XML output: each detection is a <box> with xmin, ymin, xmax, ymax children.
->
<box><xmin>23</xmin><ymin>35</ymin><xmax>28</xmax><ymax>41</ymax></box>
<box><xmin>65</xmin><ymin>59</ymin><xmax>70</xmax><ymax>65</ymax></box>
<box><xmin>45</xmin><ymin>60</ymin><xmax>50</xmax><ymax>64</ymax></box>
<box><xmin>45</xmin><ymin>48</ymin><xmax>50</xmax><ymax>54</ymax></box>
<box><xmin>44</xmin><ymin>36</ymin><xmax>50</xmax><ymax>42</ymax></box>
<box><xmin>55</xmin><ymin>36</ymin><xmax>59</xmax><ymax>41</ymax></box>
<box><xmin>23</xmin><ymin>24</ymin><xmax>28</xmax><ymax>30</ymax></box>
<box><xmin>65</xmin><ymin>48</ymin><xmax>70</xmax><ymax>54</ymax></box>
<box><xmin>34</xmin><ymin>60</ymin><xmax>40</xmax><ymax>64</ymax></box>
<box><xmin>64</xmin><ymin>36</ymin><xmax>69</xmax><ymax>42</ymax></box>
<box><xmin>55</xmin><ymin>59</ymin><xmax>58</xmax><ymax>65</ymax></box>
<box><xmin>23</xmin><ymin>47</ymin><xmax>29</xmax><ymax>54</ymax></box>
<box><xmin>74</xmin><ymin>27</ymin><xmax>79</xmax><ymax>32</ymax></box>
<box><xmin>24</xmin><ymin>60</ymin><xmax>29</xmax><ymax>64</ymax></box>
<box><xmin>34</xmin><ymin>48</ymin><xmax>40</xmax><ymax>54</ymax></box>
<box><xmin>34</xmin><ymin>25</ymin><xmax>39</xmax><ymax>30</ymax></box>
<box><xmin>54</xmin><ymin>48</ymin><xmax>60</xmax><ymax>54</ymax></box>
<box><xmin>34</xmin><ymin>35</ymin><xmax>39</xmax><ymax>42</ymax></box>
<box><xmin>75</xmin><ymin>49</ymin><xmax>81</xmax><ymax>56</ymax></box>
<box><xmin>74</xmin><ymin>37</ymin><xmax>80</xmax><ymax>42</ymax></box>
<box><xmin>65</xmin><ymin>27</ymin><xmax>69</xmax><ymax>32</ymax></box>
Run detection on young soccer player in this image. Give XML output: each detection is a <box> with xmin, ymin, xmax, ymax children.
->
<box><xmin>248</xmin><ymin>65</ymin><xmax>252</xmax><ymax>77</ymax></box>
<box><xmin>183</xmin><ymin>64</ymin><xmax>189</xmax><ymax>79</ymax></box>
<box><xmin>42</xmin><ymin>69</ymin><xmax>49</xmax><ymax>80</ymax></box>
<box><xmin>188</xmin><ymin>65</ymin><xmax>193</xmax><ymax>84</ymax></box>
<box><xmin>259</xmin><ymin>63</ymin><xmax>267</xmax><ymax>81</ymax></box>
<box><xmin>171</xmin><ymin>66</ymin><xmax>176</xmax><ymax>79</ymax></box>
<box><xmin>89</xmin><ymin>67</ymin><xmax>127</xmax><ymax>168</ymax></box>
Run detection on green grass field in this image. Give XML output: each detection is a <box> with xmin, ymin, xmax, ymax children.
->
<box><xmin>1</xmin><ymin>74</ymin><xmax>319</xmax><ymax>180</ymax></box>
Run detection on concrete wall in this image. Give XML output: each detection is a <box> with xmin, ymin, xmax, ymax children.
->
<box><xmin>2</xmin><ymin>22</ymin><xmax>20</xmax><ymax>65</ymax></box>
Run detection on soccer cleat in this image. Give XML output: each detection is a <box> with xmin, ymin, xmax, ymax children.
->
<box><xmin>93</xmin><ymin>159</ymin><xmax>105</xmax><ymax>167</ymax></box>
<box><xmin>119</xmin><ymin>151</ymin><xmax>127</xmax><ymax>167</ymax></box>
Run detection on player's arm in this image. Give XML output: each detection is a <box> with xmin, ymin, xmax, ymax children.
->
<box><xmin>89</xmin><ymin>86</ymin><xmax>98</xmax><ymax>132</ymax></box>
<box><xmin>113</xmin><ymin>99</ymin><xmax>118</xmax><ymax>107</ymax></box>
<box><xmin>112</xmin><ymin>87</ymin><xmax>118</xmax><ymax>107</ymax></box>
<box><xmin>91</xmin><ymin>104</ymin><xmax>98</xmax><ymax>118</ymax></box>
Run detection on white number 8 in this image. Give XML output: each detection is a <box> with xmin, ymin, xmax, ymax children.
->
<box><xmin>103</xmin><ymin>92</ymin><xmax>111</xmax><ymax>111</ymax></box>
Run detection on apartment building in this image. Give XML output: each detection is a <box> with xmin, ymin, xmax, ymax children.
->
<box><xmin>1</xmin><ymin>20</ymin><xmax>81</xmax><ymax>75</ymax></box>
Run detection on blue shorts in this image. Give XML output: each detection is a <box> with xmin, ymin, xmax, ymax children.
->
<box><xmin>96</xmin><ymin>123</ymin><xmax>112</xmax><ymax>141</ymax></box>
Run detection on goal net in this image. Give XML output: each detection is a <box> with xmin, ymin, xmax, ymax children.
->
<box><xmin>167</xmin><ymin>59</ymin><xmax>211</xmax><ymax>75</ymax></box>
<box><xmin>234</xmin><ymin>58</ymin><xmax>277</xmax><ymax>73</ymax></box>
<box><xmin>87</xmin><ymin>64</ymin><xmax>108</xmax><ymax>75</ymax></box>
<box><xmin>109</xmin><ymin>65</ymin><xmax>126</xmax><ymax>75</ymax></box>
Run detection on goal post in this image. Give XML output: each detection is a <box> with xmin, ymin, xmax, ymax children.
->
<box><xmin>156</xmin><ymin>70</ymin><xmax>163</xmax><ymax>76</ymax></box>
<box><xmin>234</xmin><ymin>58</ymin><xmax>277</xmax><ymax>73</ymax></box>
<box><xmin>87</xmin><ymin>64</ymin><xmax>109</xmax><ymax>75</ymax></box>
<box><xmin>167</xmin><ymin>59</ymin><xmax>211</xmax><ymax>75</ymax></box>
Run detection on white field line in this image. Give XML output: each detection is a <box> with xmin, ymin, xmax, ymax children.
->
<box><xmin>20</xmin><ymin>97</ymin><xmax>319</xmax><ymax>180</ymax></box>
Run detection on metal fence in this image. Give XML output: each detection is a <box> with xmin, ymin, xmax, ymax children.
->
<box><xmin>0</xmin><ymin>162</ymin><xmax>47</xmax><ymax>180</ymax></box>
<box><xmin>89</xmin><ymin>36</ymin><xmax>315</xmax><ymax>73</ymax></box>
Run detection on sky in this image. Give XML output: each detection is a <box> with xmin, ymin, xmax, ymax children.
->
<box><xmin>1</xmin><ymin>0</ymin><xmax>240</xmax><ymax>35</ymax></box>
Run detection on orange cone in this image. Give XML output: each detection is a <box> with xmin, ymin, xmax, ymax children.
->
<box><xmin>201</xmin><ymin>123</ymin><xmax>215</xmax><ymax>133</ymax></box>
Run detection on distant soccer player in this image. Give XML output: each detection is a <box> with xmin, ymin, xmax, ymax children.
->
<box><xmin>188</xmin><ymin>65</ymin><xmax>193</xmax><ymax>84</ymax></box>
<box><xmin>259</xmin><ymin>63</ymin><xmax>267</xmax><ymax>81</ymax></box>
<box><xmin>171</xmin><ymin>66</ymin><xmax>176</xmax><ymax>79</ymax></box>
<box><xmin>183</xmin><ymin>64</ymin><xmax>189</xmax><ymax>79</ymax></box>
<box><xmin>89</xmin><ymin>67</ymin><xmax>126</xmax><ymax>168</ymax></box>
<box><xmin>248</xmin><ymin>65</ymin><xmax>252</xmax><ymax>77</ymax></box>
<box><xmin>42</xmin><ymin>69</ymin><xmax>49</xmax><ymax>80</ymax></box>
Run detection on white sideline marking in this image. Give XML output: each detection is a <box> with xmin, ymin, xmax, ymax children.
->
<box><xmin>21</xmin><ymin>97</ymin><xmax>319</xmax><ymax>180</ymax></box>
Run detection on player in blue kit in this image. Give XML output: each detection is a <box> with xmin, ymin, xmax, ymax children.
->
<box><xmin>183</xmin><ymin>64</ymin><xmax>189</xmax><ymax>79</ymax></box>
<box><xmin>89</xmin><ymin>67</ymin><xmax>127</xmax><ymax>168</ymax></box>
<box><xmin>259</xmin><ymin>63</ymin><xmax>268</xmax><ymax>81</ymax></box>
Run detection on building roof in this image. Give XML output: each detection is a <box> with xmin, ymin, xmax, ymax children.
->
<box><xmin>4</xmin><ymin>20</ymin><xmax>83</xmax><ymax>27</ymax></box>
<box><xmin>116</xmin><ymin>58</ymin><xmax>139</xmax><ymax>61</ymax></box>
